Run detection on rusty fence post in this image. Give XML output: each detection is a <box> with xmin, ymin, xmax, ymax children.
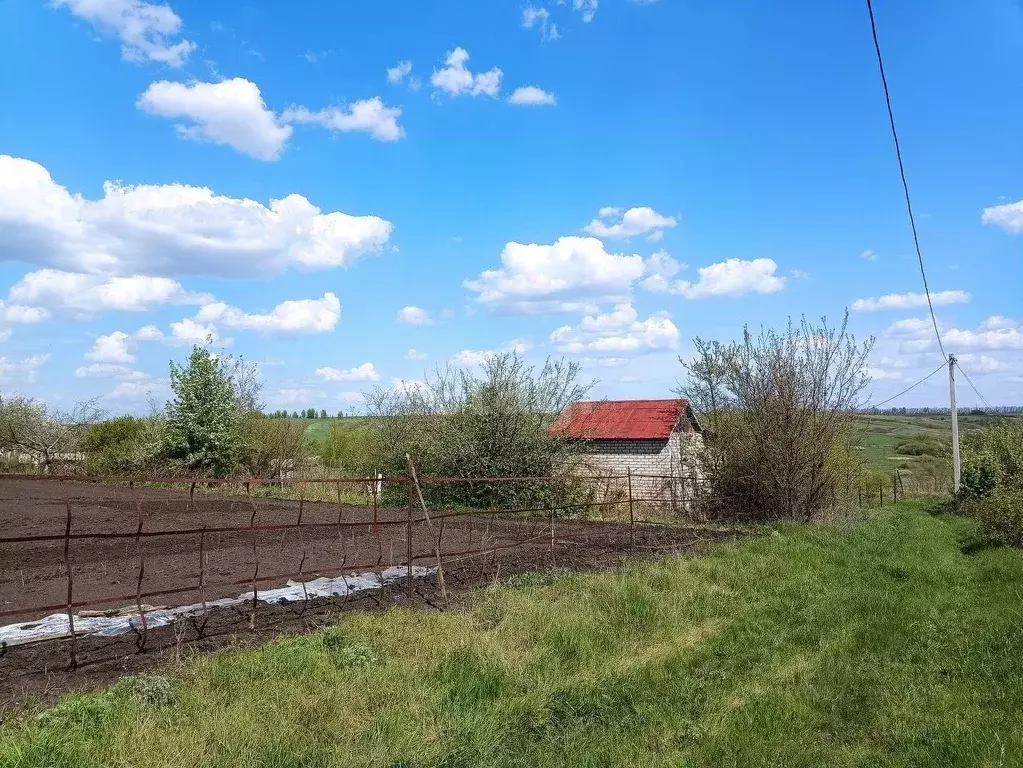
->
<box><xmin>879</xmin><ymin>480</ymin><xmax>884</xmax><ymax>507</ymax></box>
<box><xmin>372</xmin><ymin>474</ymin><xmax>383</xmax><ymax>566</ymax></box>
<box><xmin>196</xmin><ymin>524</ymin><xmax>209</xmax><ymax>637</ymax></box>
<box><xmin>246</xmin><ymin>482</ymin><xmax>259</xmax><ymax>631</ymax></box>
<box><xmin>627</xmin><ymin>468</ymin><xmax>635</xmax><ymax>551</ymax></box>
<box><xmin>406</xmin><ymin>454</ymin><xmax>447</xmax><ymax>602</ymax></box>
<box><xmin>135</xmin><ymin>492</ymin><xmax>148</xmax><ymax>652</ymax></box>
<box><xmin>549</xmin><ymin>501</ymin><xmax>555</xmax><ymax>565</ymax></box>
<box><xmin>297</xmin><ymin>484</ymin><xmax>309</xmax><ymax>613</ymax></box>
<box><xmin>62</xmin><ymin>488</ymin><xmax>78</xmax><ymax>671</ymax></box>
<box><xmin>406</xmin><ymin>473</ymin><xmax>414</xmax><ymax>600</ymax></box>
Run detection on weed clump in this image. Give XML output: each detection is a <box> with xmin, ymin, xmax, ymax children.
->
<box><xmin>320</xmin><ymin>627</ymin><xmax>378</xmax><ymax>669</ymax></box>
<box><xmin>506</xmin><ymin>567</ymin><xmax>573</xmax><ymax>589</ymax></box>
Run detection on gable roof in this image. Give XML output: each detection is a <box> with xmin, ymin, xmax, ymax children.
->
<box><xmin>552</xmin><ymin>398</ymin><xmax>695</xmax><ymax>440</ymax></box>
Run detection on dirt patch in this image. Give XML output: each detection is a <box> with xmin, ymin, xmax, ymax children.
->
<box><xmin>0</xmin><ymin>478</ymin><xmax>733</xmax><ymax>709</ymax></box>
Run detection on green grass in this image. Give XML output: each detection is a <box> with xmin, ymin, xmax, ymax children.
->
<box><xmin>300</xmin><ymin>417</ymin><xmax>377</xmax><ymax>452</ymax></box>
<box><xmin>4</xmin><ymin>502</ymin><xmax>1023</xmax><ymax>767</ymax></box>
<box><xmin>854</xmin><ymin>414</ymin><xmax>1022</xmax><ymax>494</ymax></box>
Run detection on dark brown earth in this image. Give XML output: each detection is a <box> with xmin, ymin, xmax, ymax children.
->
<box><xmin>0</xmin><ymin>478</ymin><xmax>731</xmax><ymax>708</ymax></box>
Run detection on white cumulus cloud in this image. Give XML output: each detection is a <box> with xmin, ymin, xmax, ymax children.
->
<box><xmin>106</xmin><ymin>376</ymin><xmax>162</xmax><ymax>401</ymax></box>
<box><xmin>54</xmin><ymin>0</ymin><xmax>195</xmax><ymax>67</ymax></box>
<box><xmin>451</xmin><ymin>339</ymin><xmax>531</xmax><ymax>367</ymax></box>
<box><xmin>315</xmin><ymin>362</ymin><xmax>381</xmax><ymax>382</ymax></box>
<box><xmin>86</xmin><ymin>318</ymin><xmax>224</xmax><ymax>363</ymax></box>
<box><xmin>508</xmin><ymin>86</ymin><xmax>556</xmax><ymax>106</ymax></box>
<box><xmin>890</xmin><ymin>315</ymin><xmax>1023</xmax><ymax>355</ymax></box>
<box><xmin>522</xmin><ymin>5</ymin><xmax>560</xmax><ymax>40</ymax></box>
<box><xmin>74</xmin><ymin>363</ymin><xmax>133</xmax><ymax>378</ymax></box>
<box><xmin>850</xmin><ymin>290</ymin><xmax>970</xmax><ymax>312</ymax></box>
<box><xmin>195</xmin><ymin>292</ymin><xmax>340</xmax><ymax>334</ymax></box>
<box><xmin>655</xmin><ymin>258</ymin><xmax>786</xmax><ymax>299</ymax></box>
<box><xmin>86</xmin><ymin>331</ymin><xmax>136</xmax><ymax>363</ymax></box>
<box><xmin>274</xmin><ymin>388</ymin><xmax>326</xmax><ymax>405</ymax></box>
<box><xmin>573</xmin><ymin>0</ymin><xmax>599</xmax><ymax>22</ymax></box>
<box><xmin>405</xmin><ymin>349</ymin><xmax>428</xmax><ymax>361</ymax></box>
<box><xmin>0</xmin><ymin>301</ymin><xmax>51</xmax><ymax>332</ymax></box>
<box><xmin>981</xmin><ymin>199</ymin><xmax>1023</xmax><ymax>234</ymax></box>
<box><xmin>386</xmin><ymin>60</ymin><xmax>413</xmax><ymax>84</ymax></box>
<box><xmin>140</xmin><ymin>79</ymin><xmax>405</xmax><ymax>156</ymax></box>
<box><xmin>138</xmin><ymin>78</ymin><xmax>293</xmax><ymax>161</ymax></box>
<box><xmin>583</xmin><ymin>206</ymin><xmax>677</xmax><ymax>240</ymax></box>
<box><xmin>385</xmin><ymin>60</ymin><xmax>420</xmax><ymax>90</ymax></box>
<box><xmin>431</xmin><ymin>47</ymin><xmax>503</xmax><ymax>98</ymax></box>
<box><xmin>396</xmin><ymin>306</ymin><xmax>433</xmax><ymax>325</ymax></box>
<box><xmin>549</xmin><ymin>304</ymin><xmax>679</xmax><ymax>355</ymax></box>
<box><xmin>944</xmin><ymin>326</ymin><xmax>1023</xmax><ymax>352</ymax></box>
<box><xmin>0</xmin><ymin>155</ymin><xmax>392</xmax><ymax>277</ymax></box>
<box><xmin>464</xmin><ymin>236</ymin><xmax>644</xmax><ymax>314</ymax></box>
<box><xmin>0</xmin><ymin>354</ymin><xmax>50</xmax><ymax>383</ymax></box>
<box><xmin>883</xmin><ymin>317</ymin><xmax>936</xmax><ymax>337</ymax></box>
<box><xmin>980</xmin><ymin>315</ymin><xmax>1020</xmax><ymax>331</ymax></box>
<box><xmin>281</xmin><ymin>98</ymin><xmax>404</xmax><ymax>142</ymax></box>
<box><xmin>9</xmin><ymin>269</ymin><xmax>210</xmax><ymax>313</ymax></box>
<box><xmin>640</xmin><ymin>250</ymin><xmax>686</xmax><ymax>292</ymax></box>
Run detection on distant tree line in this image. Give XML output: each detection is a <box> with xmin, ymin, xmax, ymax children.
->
<box><xmin>862</xmin><ymin>406</ymin><xmax>1022</xmax><ymax>415</ymax></box>
<box><xmin>266</xmin><ymin>408</ymin><xmax>340</xmax><ymax>419</ymax></box>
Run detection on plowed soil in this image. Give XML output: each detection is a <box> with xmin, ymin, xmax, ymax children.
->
<box><xmin>0</xmin><ymin>478</ymin><xmax>730</xmax><ymax>708</ymax></box>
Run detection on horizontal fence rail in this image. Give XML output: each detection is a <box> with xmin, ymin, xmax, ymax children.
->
<box><xmin>0</xmin><ymin>469</ymin><xmax>714</xmax><ymax>672</ymax></box>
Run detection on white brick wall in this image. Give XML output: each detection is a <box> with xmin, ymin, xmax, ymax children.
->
<box><xmin>578</xmin><ymin>431</ymin><xmax>704</xmax><ymax>496</ymax></box>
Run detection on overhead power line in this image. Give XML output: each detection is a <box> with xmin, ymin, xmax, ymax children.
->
<box><xmin>870</xmin><ymin>360</ymin><xmax>947</xmax><ymax>409</ymax></box>
<box><xmin>865</xmin><ymin>0</ymin><xmax>947</xmax><ymax>361</ymax></box>
<box><xmin>954</xmin><ymin>360</ymin><xmax>995</xmax><ymax>411</ymax></box>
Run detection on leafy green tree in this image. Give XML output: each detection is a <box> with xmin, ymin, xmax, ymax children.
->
<box><xmin>163</xmin><ymin>346</ymin><xmax>240</xmax><ymax>477</ymax></box>
<box><xmin>319</xmin><ymin>409</ymin><xmax>328</xmax><ymax>419</ymax></box>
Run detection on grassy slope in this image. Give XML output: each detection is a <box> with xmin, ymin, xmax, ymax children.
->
<box><xmin>4</xmin><ymin>502</ymin><xmax>1023</xmax><ymax>767</ymax></box>
<box><xmin>299</xmin><ymin>417</ymin><xmax>376</xmax><ymax>452</ymax></box>
<box><xmin>854</xmin><ymin>413</ymin><xmax>1022</xmax><ymax>482</ymax></box>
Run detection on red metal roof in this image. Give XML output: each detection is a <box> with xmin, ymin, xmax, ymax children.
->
<box><xmin>552</xmin><ymin>398</ymin><xmax>691</xmax><ymax>440</ymax></box>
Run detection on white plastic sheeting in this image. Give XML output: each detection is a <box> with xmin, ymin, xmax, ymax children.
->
<box><xmin>0</xmin><ymin>565</ymin><xmax>433</xmax><ymax>648</ymax></box>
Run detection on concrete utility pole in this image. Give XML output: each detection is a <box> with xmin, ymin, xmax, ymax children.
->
<box><xmin>949</xmin><ymin>354</ymin><xmax>960</xmax><ymax>495</ymax></box>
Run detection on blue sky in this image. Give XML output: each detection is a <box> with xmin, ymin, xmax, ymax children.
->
<box><xmin>0</xmin><ymin>0</ymin><xmax>1020</xmax><ymax>413</ymax></box>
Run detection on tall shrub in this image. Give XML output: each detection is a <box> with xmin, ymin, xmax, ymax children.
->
<box><xmin>367</xmin><ymin>353</ymin><xmax>592</xmax><ymax>508</ymax></box>
<box><xmin>960</xmin><ymin>420</ymin><xmax>1023</xmax><ymax>546</ymax></box>
<box><xmin>321</xmin><ymin>421</ymin><xmax>383</xmax><ymax>475</ymax></box>
<box><xmin>163</xmin><ymin>347</ymin><xmax>240</xmax><ymax>477</ymax></box>
<box><xmin>960</xmin><ymin>420</ymin><xmax>1023</xmax><ymax>501</ymax></box>
<box><xmin>82</xmin><ymin>416</ymin><xmax>163</xmax><ymax>474</ymax></box>
<box><xmin>678</xmin><ymin>315</ymin><xmax>873</xmax><ymax>521</ymax></box>
<box><xmin>237</xmin><ymin>414</ymin><xmax>307</xmax><ymax>479</ymax></box>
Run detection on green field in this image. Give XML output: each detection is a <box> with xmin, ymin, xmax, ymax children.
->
<box><xmin>5</xmin><ymin>501</ymin><xmax>1022</xmax><ymax>767</ymax></box>
<box><xmin>853</xmin><ymin>413</ymin><xmax>1021</xmax><ymax>496</ymax></box>
<box><xmin>283</xmin><ymin>417</ymin><xmax>377</xmax><ymax>452</ymax></box>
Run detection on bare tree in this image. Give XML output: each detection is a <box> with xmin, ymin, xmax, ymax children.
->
<box><xmin>219</xmin><ymin>354</ymin><xmax>264</xmax><ymax>414</ymax></box>
<box><xmin>678</xmin><ymin>314</ymin><xmax>873</xmax><ymax>521</ymax></box>
<box><xmin>0</xmin><ymin>395</ymin><xmax>104</xmax><ymax>473</ymax></box>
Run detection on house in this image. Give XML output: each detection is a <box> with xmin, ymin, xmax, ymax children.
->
<box><xmin>552</xmin><ymin>398</ymin><xmax>703</xmax><ymax>497</ymax></box>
